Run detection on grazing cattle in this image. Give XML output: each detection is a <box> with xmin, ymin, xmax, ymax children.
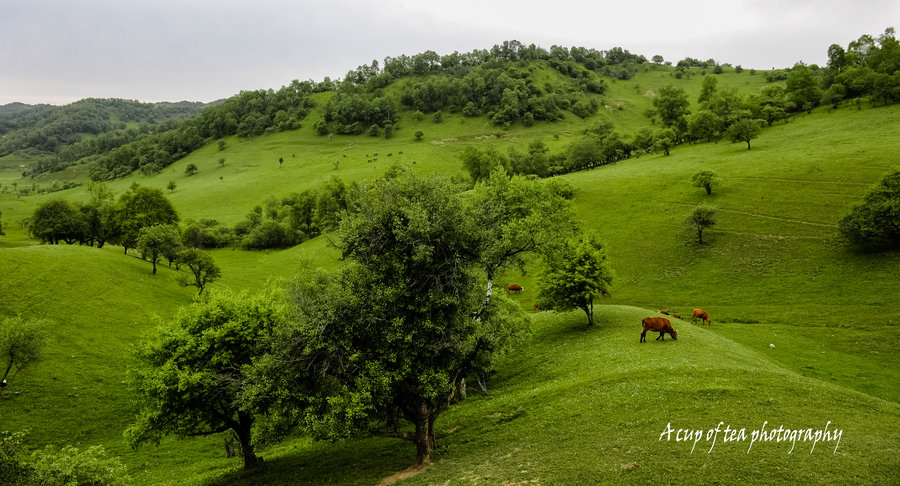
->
<box><xmin>641</xmin><ymin>317</ymin><xmax>678</xmax><ymax>343</ymax></box>
<box><xmin>507</xmin><ymin>284</ymin><xmax>524</xmax><ymax>293</ymax></box>
<box><xmin>692</xmin><ymin>309</ymin><xmax>711</xmax><ymax>326</ymax></box>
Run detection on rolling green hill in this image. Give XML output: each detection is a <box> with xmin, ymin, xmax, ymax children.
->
<box><xmin>1</xmin><ymin>58</ymin><xmax>899</xmax><ymax>484</ymax></box>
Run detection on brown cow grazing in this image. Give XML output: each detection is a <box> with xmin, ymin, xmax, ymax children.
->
<box><xmin>641</xmin><ymin>317</ymin><xmax>678</xmax><ymax>343</ymax></box>
<box><xmin>692</xmin><ymin>309</ymin><xmax>711</xmax><ymax>326</ymax></box>
<box><xmin>507</xmin><ymin>284</ymin><xmax>524</xmax><ymax>293</ymax></box>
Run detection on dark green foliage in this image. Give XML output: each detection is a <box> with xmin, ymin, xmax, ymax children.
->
<box><xmin>687</xmin><ymin>110</ymin><xmax>724</xmax><ymax>142</ymax></box>
<box><xmin>692</xmin><ymin>169</ymin><xmax>719</xmax><ymax>195</ymax></box>
<box><xmin>230</xmin><ymin>182</ymin><xmax>349</xmax><ymax>249</ymax></box>
<box><xmin>653</xmin><ymin>127</ymin><xmax>677</xmax><ymax>156</ymax></box>
<box><xmin>0</xmin><ymin>431</ymin><xmax>31</xmax><ymax>484</ymax></box>
<box><xmin>687</xmin><ymin>204</ymin><xmax>717</xmax><ymax>244</ymax></box>
<box><xmin>113</xmin><ymin>186</ymin><xmax>179</xmax><ymax>254</ymax></box>
<box><xmin>538</xmin><ymin>232</ymin><xmax>614</xmax><ymax>326</ymax></box>
<box><xmin>0</xmin><ymin>431</ymin><xmax>129</xmax><ymax>486</ymax></box>
<box><xmin>90</xmin><ymin>83</ymin><xmax>316</xmax><ymax>180</ymax></box>
<box><xmin>313</xmin><ymin>119</ymin><xmax>329</xmax><ymax>136</ymax></box>
<box><xmin>278</xmin><ymin>169</ymin><xmax>537</xmax><ymax>465</ymax></box>
<box><xmin>182</xmin><ymin>219</ymin><xmax>233</xmax><ymax>249</ymax></box>
<box><xmin>324</xmin><ymin>93</ymin><xmax>395</xmax><ymax>134</ymax></box>
<box><xmin>461</xmin><ymin>145</ymin><xmax>509</xmax><ymax>182</ymax></box>
<box><xmin>653</xmin><ymin>85</ymin><xmax>690</xmax><ymax>130</ymax></box>
<box><xmin>25</xmin><ymin>199</ymin><xmax>83</xmax><ymax>245</ymax></box>
<box><xmin>136</xmin><ymin>224</ymin><xmax>182</xmax><ymax>274</ymax></box>
<box><xmin>176</xmin><ymin>248</ymin><xmax>221</xmax><ymax>294</ymax></box>
<box><xmin>31</xmin><ymin>445</ymin><xmax>130</xmax><ymax>486</ymax></box>
<box><xmin>244</xmin><ymin>221</ymin><xmax>295</xmax><ymax>250</ymax></box>
<box><xmin>0</xmin><ymin>99</ymin><xmax>207</xmax><ymax>171</ymax></box>
<box><xmin>725</xmin><ymin>118</ymin><xmax>763</xmax><ymax>149</ymax></box>
<box><xmin>0</xmin><ymin>316</ymin><xmax>49</xmax><ymax>395</ymax></box>
<box><xmin>839</xmin><ymin>169</ymin><xmax>900</xmax><ymax>249</ymax></box>
<box><xmin>184</xmin><ymin>163</ymin><xmax>198</xmax><ymax>176</ymax></box>
<box><xmin>126</xmin><ymin>290</ymin><xmax>286</xmax><ymax>469</ymax></box>
<box><xmin>822</xmin><ymin>28</ymin><xmax>900</xmax><ymax>104</ymax></box>
<box><xmin>414</xmin><ymin>130</ymin><xmax>424</xmax><ymax>141</ymax></box>
<box><xmin>565</xmin><ymin>132</ymin><xmax>628</xmax><ymax>170</ymax></box>
<box><xmin>785</xmin><ymin>63</ymin><xmax>822</xmax><ymax>113</ymax></box>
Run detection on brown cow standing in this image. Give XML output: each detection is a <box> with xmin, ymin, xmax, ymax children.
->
<box><xmin>692</xmin><ymin>308</ymin><xmax>711</xmax><ymax>326</ymax></box>
<box><xmin>507</xmin><ymin>284</ymin><xmax>524</xmax><ymax>293</ymax></box>
<box><xmin>641</xmin><ymin>317</ymin><xmax>678</xmax><ymax>343</ymax></box>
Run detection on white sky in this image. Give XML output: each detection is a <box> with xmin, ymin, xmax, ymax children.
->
<box><xmin>1</xmin><ymin>0</ymin><xmax>896</xmax><ymax>105</ymax></box>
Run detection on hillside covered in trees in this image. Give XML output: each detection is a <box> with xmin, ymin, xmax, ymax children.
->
<box><xmin>1</xmin><ymin>28</ymin><xmax>899</xmax><ymax>486</ymax></box>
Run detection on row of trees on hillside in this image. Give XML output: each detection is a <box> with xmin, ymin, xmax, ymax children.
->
<box><xmin>125</xmin><ymin>169</ymin><xmax>614</xmax><ymax>469</ymax></box>
<box><xmin>839</xmin><ymin>169</ymin><xmax>900</xmax><ymax>250</ymax></box>
<box><xmin>315</xmin><ymin>41</ymin><xmax>645</xmax><ymax>133</ymax></box>
<box><xmin>0</xmin><ymin>99</ymin><xmax>207</xmax><ymax>160</ymax></box>
<box><xmin>22</xmin><ymin>184</ymin><xmax>220</xmax><ymax>292</ymax></box>
<box><xmin>89</xmin><ymin>83</ymin><xmax>317</xmax><ymax>180</ymax></box>
<box><xmin>821</xmin><ymin>28</ymin><xmax>900</xmax><ymax>108</ymax></box>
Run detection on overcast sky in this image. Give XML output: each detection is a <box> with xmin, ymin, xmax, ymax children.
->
<box><xmin>1</xmin><ymin>0</ymin><xmax>896</xmax><ymax>105</ymax></box>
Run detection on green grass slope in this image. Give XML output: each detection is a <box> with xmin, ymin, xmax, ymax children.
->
<box><xmin>1</xmin><ymin>68</ymin><xmax>898</xmax><ymax>485</ymax></box>
<box><xmin>198</xmin><ymin>307</ymin><xmax>900</xmax><ymax>485</ymax></box>
<box><xmin>0</xmin><ymin>245</ymin><xmax>236</xmax><ymax>484</ymax></box>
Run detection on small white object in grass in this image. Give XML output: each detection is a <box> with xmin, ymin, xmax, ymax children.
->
<box><xmin>769</xmin><ymin>344</ymin><xmax>775</xmax><ymax>348</ymax></box>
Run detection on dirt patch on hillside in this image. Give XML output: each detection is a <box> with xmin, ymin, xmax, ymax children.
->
<box><xmin>378</xmin><ymin>464</ymin><xmax>429</xmax><ymax>485</ymax></box>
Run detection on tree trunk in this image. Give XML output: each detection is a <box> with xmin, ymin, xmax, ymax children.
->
<box><xmin>474</xmin><ymin>270</ymin><xmax>495</xmax><ymax>321</ymax></box>
<box><xmin>582</xmin><ymin>299</ymin><xmax>594</xmax><ymax>326</ymax></box>
<box><xmin>746</xmin><ymin>140</ymin><xmax>751</xmax><ymax>150</ymax></box>
<box><xmin>414</xmin><ymin>402</ymin><xmax>436</xmax><ymax>465</ymax></box>
<box><xmin>152</xmin><ymin>259</ymin><xmax>157</xmax><ymax>275</ymax></box>
<box><xmin>456</xmin><ymin>377</ymin><xmax>467</xmax><ymax>401</ymax></box>
<box><xmin>236</xmin><ymin>412</ymin><xmax>258</xmax><ymax>469</ymax></box>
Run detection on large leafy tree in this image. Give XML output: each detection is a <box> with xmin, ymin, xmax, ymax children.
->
<box><xmin>785</xmin><ymin>63</ymin><xmax>822</xmax><ymax>113</ymax></box>
<box><xmin>113</xmin><ymin>186</ymin><xmax>179</xmax><ymax>255</ymax></box>
<box><xmin>687</xmin><ymin>204</ymin><xmax>718</xmax><ymax>244</ymax></box>
<box><xmin>692</xmin><ymin>169</ymin><xmax>720</xmax><ymax>195</ymax></box>
<box><xmin>467</xmin><ymin>168</ymin><xmax>578</xmax><ymax>320</ymax></box>
<box><xmin>275</xmin><ymin>169</ymin><xmax>548</xmax><ymax>466</ymax></box>
<box><xmin>652</xmin><ymin>84</ymin><xmax>690</xmax><ymax>132</ymax></box>
<box><xmin>136</xmin><ymin>224</ymin><xmax>182</xmax><ymax>275</ymax></box>
<box><xmin>839</xmin><ymin>169</ymin><xmax>900</xmax><ymax>249</ymax></box>
<box><xmin>537</xmin><ymin>232</ymin><xmax>614</xmax><ymax>326</ymax></box>
<box><xmin>177</xmin><ymin>248</ymin><xmax>221</xmax><ymax>294</ymax></box>
<box><xmin>725</xmin><ymin>118</ymin><xmax>762</xmax><ymax>149</ymax></box>
<box><xmin>125</xmin><ymin>291</ymin><xmax>285</xmax><ymax>469</ymax></box>
<box><xmin>0</xmin><ymin>316</ymin><xmax>48</xmax><ymax>395</ymax></box>
<box><xmin>26</xmin><ymin>199</ymin><xmax>83</xmax><ymax>245</ymax></box>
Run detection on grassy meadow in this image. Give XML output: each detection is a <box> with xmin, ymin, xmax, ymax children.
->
<box><xmin>1</xmin><ymin>65</ymin><xmax>898</xmax><ymax>484</ymax></box>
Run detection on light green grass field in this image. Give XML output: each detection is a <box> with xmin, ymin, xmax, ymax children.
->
<box><xmin>1</xmin><ymin>69</ymin><xmax>898</xmax><ymax>484</ymax></box>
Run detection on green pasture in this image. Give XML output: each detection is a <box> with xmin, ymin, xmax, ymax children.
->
<box><xmin>1</xmin><ymin>67</ymin><xmax>898</xmax><ymax>484</ymax></box>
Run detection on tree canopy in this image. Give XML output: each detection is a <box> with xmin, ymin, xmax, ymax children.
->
<box><xmin>261</xmin><ymin>168</ymin><xmax>573</xmax><ymax>466</ymax></box>
<box><xmin>692</xmin><ymin>169</ymin><xmax>720</xmax><ymax>195</ymax></box>
<box><xmin>0</xmin><ymin>316</ymin><xmax>49</xmax><ymax>395</ymax></box>
<box><xmin>113</xmin><ymin>186</ymin><xmax>179</xmax><ymax>254</ymax></box>
<box><xmin>839</xmin><ymin>169</ymin><xmax>900</xmax><ymax>249</ymax></box>
<box><xmin>537</xmin><ymin>232</ymin><xmax>614</xmax><ymax>326</ymax></box>
<box><xmin>125</xmin><ymin>290</ymin><xmax>286</xmax><ymax>469</ymax></box>
<box><xmin>687</xmin><ymin>204</ymin><xmax>717</xmax><ymax>244</ymax></box>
